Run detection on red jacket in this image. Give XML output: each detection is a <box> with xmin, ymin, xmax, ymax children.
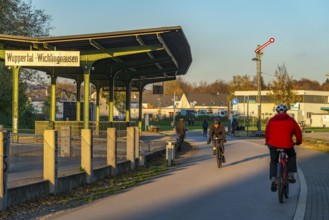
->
<box><xmin>265</xmin><ymin>113</ymin><xmax>302</xmax><ymax>149</ymax></box>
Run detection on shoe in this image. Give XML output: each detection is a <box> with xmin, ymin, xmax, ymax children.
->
<box><xmin>271</xmin><ymin>180</ymin><xmax>277</xmax><ymax>192</ymax></box>
<box><xmin>222</xmin><ymin>155</ymin><xmax>226</xmax><ymax>163</ymax></box>
<box><xmin>288</xmin><ymin>173</ymin><xmax>296</xmax><ymax>183</ymax></box>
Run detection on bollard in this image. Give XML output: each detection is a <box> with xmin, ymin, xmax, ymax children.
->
<box><xmin>139</xmin><ymin>155</ymin><xmax>146</xmax><ymax>166</ymax></box>
<box><xmin>107</xmin><ymin>128</ymin><xmax>117</xmax><ymax>175</ymax></box>
<box><xmin>0</xmin><ymin>131</ymin><xmax>9</xmax><ymax>210</ymax></box>
<box><xmin>81</xmin><ymin>129</ymin><xmax>93</xmax><ymax>183</ymax></box>
<box><xmin>127</xmin><ymin>127</ymin><xmax>136</xmax><ymax>169</ymax></box>
<box><xmin>60</xmin><ymin>126</ymin><xmax>71</xmax><ymax>157</ymax></box>
<box><xmin>166</xmin><ymin>141</ymin><xmax>175</xmax><ymax>166</ymax></box>
<box><xmin>43</xmin><ymin>130</ymin><xmax>58</xmax><ymax>194</ymax></box>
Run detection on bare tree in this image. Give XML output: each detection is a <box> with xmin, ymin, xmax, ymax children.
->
<box><xmin>322</xmin><ymin>78</ymin><xmax>329</xmax><ymax>91</ymax></box>
<box><xmin>229</xmin><ymin>74</ymin><xmax>257</xmax><ymax>92</ymax></box>
<box><xmin>0</xmin><ymin>0</ymin><xmax>53</xmax><ymax>127</ymax></box>
<box><xmin>268</xmin><ymin>64</ymin><xmax>301</xmax><ymax>108</ymax></box>
<box><xmin>164</xmin><ymin>79</ymin><xmax>184</xmax><ymax>95</ymax></box>
<box><xmin>292</xmin><ymin>78</ymin><xmax>322</xmax><ymax>90</ymax></box>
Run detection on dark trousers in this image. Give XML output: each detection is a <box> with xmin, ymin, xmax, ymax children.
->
<box><xmin>203</xmin><ymin>128</ymin><xmax>207</xmax><ymax>137</ymax></box>
<box><xmin>177</xmin><ymin>135</ymin><xmax>185</xmax><ymax>150</ymax></box>
<box><xmin>269</xmin><ymin>146</ymin><xmax>297</xmax><ymax>179</ymax></box>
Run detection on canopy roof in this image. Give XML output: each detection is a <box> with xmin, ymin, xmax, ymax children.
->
<box><xmin>0</xmin><ymin>26</ymin><xmax>192</xmax><ymax>89</ymax></box>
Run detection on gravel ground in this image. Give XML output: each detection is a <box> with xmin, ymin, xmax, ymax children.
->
<box><xmin>0</xmin><ymin>142</ymin><xmax>193</xmax><ymax>220</ymax></box>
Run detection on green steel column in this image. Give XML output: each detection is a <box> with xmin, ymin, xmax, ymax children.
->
<box><xmin>108</xmin><ymin>76</ymin><xmax>114</xmax><ymax>123</ymax></box>
<box><xmin>138</xmin><ymin>87</ymin><xmax>144</xmax><ymax>132</ymax></box>
<box><xmin>12</xmin><ymin>67</ymin><xmax>20</xmax><ymax>137</ymax></box>
<box><xmin>76</xmin><ymin>79</ymin><xmax>81</xmax><ymax>122</ymax></box>
<box><xmin>83</xmin><ymin>70</ymin><xmax>90</xmax><ymax>129</ymax></box>
<box><xmin>50</xmin><ymin>76</ymin><xmax>56</xmax><ymax>122</ymax></box>
<box><xmin>95</xmin><ymin>87</ymin><xmax>100</xmax><ymax>136</ymax></box>
<box><xmin>125</xmin><ymin>81</ymin><xmax>131</xmax><ymax>124</ymax></box>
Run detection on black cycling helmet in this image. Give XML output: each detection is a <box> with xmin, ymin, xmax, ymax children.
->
<box><xmin>275</xmin><ymin>104</ymin><xmax>288</xmax><ymax>113</ymax></box>
<box><xmin>213</xmin><ymin>118</ymin><xmax>220</xmax><ymax>124</ymax></box>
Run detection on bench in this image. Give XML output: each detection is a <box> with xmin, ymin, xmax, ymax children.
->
<box><xmin>149</xmin><ymin>126</ymin><xmax>160</xmax><ymax>132</ymax></box>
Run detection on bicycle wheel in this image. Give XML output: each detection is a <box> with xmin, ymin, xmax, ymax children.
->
<box><xmin>283</xmin><ymin>168</ymin><xmax>289</xmax><ymax>198</ymax></box>
<box><xmin>216</xmin><ymin>148</ymin><xmax>222</xmax><ymax>168</ymax></box>
<box><xmin>278</xmin><ymin>177</ymin><xmax>284</xmax><ymax>203</ymax></box>
<box><xmin>284</xmin><ymin>182</ymin><xmax>289</xmax><ymax>199</ymax></box>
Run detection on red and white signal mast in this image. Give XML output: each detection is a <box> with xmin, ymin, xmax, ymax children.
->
<box><xmin>253</xmin><ymin>38</ymin><xmax>275</xmax><ymax>133</ymax></box>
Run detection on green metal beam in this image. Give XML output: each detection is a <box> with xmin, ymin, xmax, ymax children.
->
<box><xmin>132</xmin><ymin>76</ymin><xmax>176</xmax><ymax>90</ymax></box>
<box><xmin>89</xmin><ymin>39</ymin><xmax>105</xmax><ymax>50</ymax></box>
<box><xmin>116</xmin><ymin>67</ymin><xmax>177</xmax><ymax>81</ymax></box>
<box><xmin>50</xmin><ymin>76</ymin><xmax>56</xmax><ymax>122</ymax></box>
<box><xmin>12</xmin><ymin>66</ymin><xmax>21</xmax><ymax>136</ymax></box>
<box><xmin>138</xmin><ymin>86</ymin><xmax>144</xmax><ymax>132</ymax></box>
<box><xmin>83</xmin><ymin>70</ymin><xmax>90</xmax><ymax>129</ymax></box>
<box><xmin>80</xmin><ymin>44</ymin><xmax>164</xmax><ymax>63</ymax></box>
<box><xmin>95</xmin><ymin>86</ymin><xmax>101</xmax><ymax>136</ymax></box>
<box><xmin>108</xmin><ymin>76</ymin><xmax>115</xmax><ymax>122</ymax></box>
<box><xmin>93</xmin><ymin>67</ymin><xmax>176</xmax><ymax>87</ymax></box>
<box><xmin>91</xmin><ymin>57</ymin><xmax>171</xmax><ymax>75</ymax></box>
<box><xmin>125</xmin><ymin>80</ymin><xmax>131</xmax><ymax>124</ymax></box>
<box><xmin>76</xmin><ymin>78</ymin><xmax>81</xmax><ymax>122</ymax></box>
<box><xmin>0</xmin><ymin>46</ymin><xmax>4</xmax><ymax>60</ymax></box>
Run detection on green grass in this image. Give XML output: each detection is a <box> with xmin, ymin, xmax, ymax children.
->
<box><xmin>147</xmin><ymin>118</ymin><xmax>230</xmax><ymax>132</ymax></box>
<box><xmin>302</xmin><ymin>137</ymin><xmax>329</xmax><ymax>154</ymax></box>
<box><xmin>306</xmin><ymin>127</ymin><xmax>329</xmax><ymax>132</ymax></box>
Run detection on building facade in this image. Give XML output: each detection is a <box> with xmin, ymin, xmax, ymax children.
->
<box><xmin>131</xmin><ymin>93</ymin><xmax>228</xmax><ymax>120</ymax></box>
<box><xmin>234</xmin><ymin>90</ymin><xmax>329</xmax><ymax>127</ymax></box>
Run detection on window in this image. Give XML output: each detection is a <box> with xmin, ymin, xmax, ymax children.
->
<box><xmin>307</xmin><ymin>112</ymin><xmax>312</xmax><ymax>119</ymax></box>
<box><xmin>304</xmin><ymin>95</ymin><xmax>328</xmax><ymax>103</ymax></box>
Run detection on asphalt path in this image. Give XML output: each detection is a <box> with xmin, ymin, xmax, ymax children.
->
<box><xmin>47</xmin><ymin>132</ymin><xmax>300</xmax><ymax>220</ymax></box>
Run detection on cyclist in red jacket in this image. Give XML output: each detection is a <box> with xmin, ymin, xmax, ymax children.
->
<box><xmin>265</xmin><ymin>104</ymin><xmax>302</xmax><ymax>192</ymax></box>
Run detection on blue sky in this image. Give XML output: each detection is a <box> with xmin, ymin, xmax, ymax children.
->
<box><xmin>32</xmin><ymin>0</ymin><xmax>329</xmax><ymax>84</ymax></box>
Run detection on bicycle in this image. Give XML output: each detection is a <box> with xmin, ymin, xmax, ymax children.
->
<box><xmin>276</xmin><ymin>149</ymin><xmax>289</xmax><ymax>203</ymax></box>
<box><xmin>175</xmin><ymin>135</ymin><xmax>184</xmax><ymax>152</ymax></box>
<box><xmin>213</xmin><ymin>137</ymin><xmax>224</xmax><ymax>168</ymax></box>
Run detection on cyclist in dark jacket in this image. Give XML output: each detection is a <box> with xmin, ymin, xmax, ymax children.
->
<box><xmin>175</xmin><ymin>117</ymin><xmax>187</xmax><ymax>151</ymax></box>
<box><xmin>207</xmin><ymin>118</ymin><xmax>227</xmax><ymax>162</ymax></box>
<box><xmin>265</xmin><ymin>104</ymin><xmax>302</xmax><ymax>192</ymax></box>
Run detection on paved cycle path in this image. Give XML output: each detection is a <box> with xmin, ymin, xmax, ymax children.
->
<box><xmin>46</xmin><ymin>132</ymin><xmax>299</xmax><ymax>220</ymax></box>
<box><xmin>240</xmin><ymin>133</ymin><xmax>329</xmax><ymax>220</ymax></box>
<box><xmin>296</xmin><ymin>146</ymin><xmax>329</xmax><ymax>220</ymax></box>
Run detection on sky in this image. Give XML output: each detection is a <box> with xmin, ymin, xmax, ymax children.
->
<box><xmin>31</xmin><ymin>0</ymin><xmax>329</xmax><ymax>85</ymax></box>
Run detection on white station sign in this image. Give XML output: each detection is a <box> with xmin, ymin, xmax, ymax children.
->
<box><xmin>5</xmin><ymin>50</ymin><xmax>80</xmax><ymax>67</ymax></box>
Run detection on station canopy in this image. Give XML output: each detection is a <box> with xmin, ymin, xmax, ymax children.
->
<box><xmin>0</xmin><ymin>26</ymin><xmax>192</xmax><ymax>90</ymax></box>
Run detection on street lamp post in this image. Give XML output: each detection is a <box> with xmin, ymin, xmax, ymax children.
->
<box><xmin>252</xmin><ymin>53</ymin><xmax>262</xmax><ymax>132</ymax></box>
